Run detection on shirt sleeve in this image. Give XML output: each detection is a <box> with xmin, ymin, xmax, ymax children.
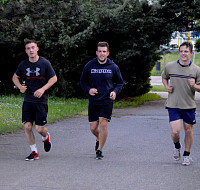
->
<box><xmin>112</xmin><ymin>65</ymin><xmax>123</xmax><ymax>95</ymax></box>
<box><xmin>80</xmin><ymin>64</ymin><xmax>91</xmax><ymax>95</ymax></box>
<box><xmin>161</xmin><ymin>66</ymin><xmax>169</xmax><ymax>80</ymax></box>
<box><xmin>15</xmin><ymin>62</ymin><xmax>24</xmax><ymax>78</ymax></box>
<box><xmin>46</xmin><ymin>61</ymin><xmax>56</xmax><ymax>79</ymax></box>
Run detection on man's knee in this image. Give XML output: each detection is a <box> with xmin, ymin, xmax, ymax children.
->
<box><xmin>185</xmin><ymin>126</ymin><xmax>193</xmax><ymax>136</ymax></box>
<box><xmin>99</xmin><ymin>118</ymin><xmax>108</xmax><ymax>129</ymax></box>
<box><xmin>24</xmin><ymin>122</ymin><xmax>32</xmax><ymax>131</ymax></box>
<box><xmin>35</xmin><ymin>125</ymin><xmax>45</xmax><ymax>134</ymax></box>
<box><xmin>90</xmin><ymin>122</ymin><xmax>98</xmax><ymax>132</ymax></box>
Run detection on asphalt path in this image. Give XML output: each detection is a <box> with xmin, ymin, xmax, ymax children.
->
<box><xmin>1</xmin><ymin>98</ymin><xmax>200</xmax><ymax>190</ymax></box>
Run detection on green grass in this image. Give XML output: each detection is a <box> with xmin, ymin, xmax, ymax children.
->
<box><xmin>151</xmin><ymin>85</ymin><xmax>166</xmax><ymax>92</ymax></box>
<box><xmin>0</xmin><ymin>93</ymin><xmax>161</xmax><ymax>134</ymax></box>
<box><xmin>114</xmin><ymin>93</ymin><xmax>161</xmax><ymax>108</ymax></box>
<box><xmin>151</xmin><ymin>50</ymin><xmax>200</xmax><ymax>76</ymax></box>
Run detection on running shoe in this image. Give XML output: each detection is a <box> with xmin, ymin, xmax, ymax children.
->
<box><xmin>25</xmin><ymin>151</ymin><xmax>39</xmax><ymax>161</ymax></box>
<box><xmin>173</xmin><ymin>146</ymin><xmax>181</xmax><ymax>161</ymax></box>
<box><xmin>43</xmin><ymin>133</ymin><xmax>51</xmax><ymax>152</ymax></box>
<box><xmin>182</xmin><ymin>156</ymin><xmax>190</xmax><ymax>166</ymax></box>
<box><xmin>95</xmin><ymin>139</ymin><xmax>99</xmax><ymax>151</ymax></box>
<box><xmin>96</xmin><ymin>150</ymin><xmax>104</xmax><ymax>160</ymax></box>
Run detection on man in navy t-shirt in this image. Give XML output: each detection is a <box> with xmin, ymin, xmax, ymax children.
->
<box><xmin>80</xmin><ymin>42</ymin><xmax>123</xmax><ymax>159</ymax></box>
<box><xmin>12</xmin><ymin>40</ymin><xmax>57</xmax><ymax>161</ymax></box>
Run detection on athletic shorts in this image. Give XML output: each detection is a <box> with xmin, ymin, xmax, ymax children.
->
<box><xmin>167</xmin><ymin>108</ymin><xmax>196</xmax><ymax>125</ymax></box>
<box><xmin>88</xmin><ymin>102</ymin><xmax>113</xmax><ymax>122</ymax></box>
<box><xmin>22</xmin><ymin>101</ymin><xmax>48</xmax><ymax>126</ymax></box>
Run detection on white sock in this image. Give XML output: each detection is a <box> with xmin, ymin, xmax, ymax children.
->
<box><xmin>30</xmin><ymin>144</ymin><xmax>38</xmax><ymax>153</ymax></box>
<box><xmin>42</xmin><ymin>132</ymin><xmax>49</xmax><ymax>141</ymax></box>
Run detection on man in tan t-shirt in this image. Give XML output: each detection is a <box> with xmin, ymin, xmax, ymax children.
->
<box><xmin>162</xmin><ymin>41</ymin><xmax>200</xmax><ymax>166</ymax></box>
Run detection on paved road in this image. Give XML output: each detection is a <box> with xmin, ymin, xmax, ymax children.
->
<box><xmin>1</xmin><ymin>99</ymin><xmax>200</xmax><ymax>190</ymax></box>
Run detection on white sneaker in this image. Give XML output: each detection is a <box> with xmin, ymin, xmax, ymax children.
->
<box><xmin>182</xmin><ymin>156</ymin><xmax>190</xmax><ymax>166</ymax></box>
<box><xmin>173</xmin><ymin>147</ymin><xmax>181</xmax><ymax>161</ymax></box>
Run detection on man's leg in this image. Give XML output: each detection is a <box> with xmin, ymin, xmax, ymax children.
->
<box><xmin>35</xmin><ymin>125</ymin><xmax>51</xmax><ymax>152</ymax></box>
<box><xmin>90</xmin><ymin>121</ymin><xmax>100</xmax><ymax>151</ymax></box>
<box><xmin>170</xmin><ymin>119</ymin><xmax>182</xmax><ymax>143</ymax></box>
<box><xmin>24</xmin><ymin>122</ymin><xmax>35</xmax><ymax>145</ymax></box>
<box><xmin>98</xmin><ymin>118</ymin><xmax>108</xmax><ymax>151</ymax></box>
<box><xmin>170</xmin><ymin>119</ymin><xmax>182</xmax><ymax>160</ymax></box>
<box><xmin>24</xmin><ymin>122</ymin><xmax>39</xmax><ymax>160</ymax></box>
<box><xmin>183</xmin><ymin>122</ymin><xmax>193</xmax><ymax>152</ymax></box>
<box><xmin>182</xmin><ymin>122</ymin><xmax>193</xmax><ymax>166</ymax></box>
<box><xmin>90</xmin><ymin>121</ymin><xmax>99</xmax><ymax>139</ymax></box>
<box><xmin>35</xmin><ymin>125</ymin><xmax>48</xmax><ymax>137</ymax></box>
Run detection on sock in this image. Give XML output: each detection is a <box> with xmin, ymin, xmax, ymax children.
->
<box><xmin>174</xmin><ymin>141</ymin><xmax>180</xmax><ymax>149</ymax></box>
<box><xmin>183</xmin><ymin>151</ymin><xmax>190</xmax><ymax>156</ymax></box>
<box><xmin>42</xmin><ymin>132</ymin><xmax>49</xmax><ymax>141</ymax></box>
<box><xmin>30</xmin><ymin>144</ymin><xmax>38</xmax><ymax>153</ymax></box>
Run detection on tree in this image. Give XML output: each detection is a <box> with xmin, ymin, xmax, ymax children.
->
<box><xmin>0</xmin><ymin>0</ymin><xmax>200</xmax><ymax>98</ymax></box>
<box><xmin>195</xmin><ymin>38</ymin><xmax>200</xmax><ymax>52</ymax></box>
<box><xmin>74</xmin><ymin>0</ymin><xmax>200</xmax><ymax>97</ymax></box>
<box><xmin>0</xmin><ymin>0</ymin><xmax>81</xmax><ymax>95</ymax></box>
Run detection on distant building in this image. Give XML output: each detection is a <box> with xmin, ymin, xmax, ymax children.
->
<box><xmin>170</xmin><ymin>31</ymin><xmax>200</xmax><ymax>50</ymax></box>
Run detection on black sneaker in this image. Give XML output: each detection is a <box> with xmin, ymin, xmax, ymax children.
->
<box><xmin>95</xmin><ymin>140</ymin><xmax>99</xmax><ymax>151</ymax></box>
<box><xmin>25</xmin><ymin>151</ymin><xmax>39</xmax><ymax>161</ymax></box>
<box><xmin>43</xmin><ymin>133</ymin><xmax>51</xmax><ymax>152</ymax></box>
<box><xmin>96</xmin><ymin>150</ymin><xmax>104</xmax><ymax>160</ymax></box>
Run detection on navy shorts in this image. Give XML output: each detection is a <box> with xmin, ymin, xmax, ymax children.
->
<box><xmin>167</xmin><ymin>108</ymin><xmax>196</xmax><ymax>125</ymax></box>
<box><xmin>22</xmin><ymin>101</ymin><xmax>48</xmax><ymax>126</ymax></box>
<box><xmin>88</xmin><ymin>102</ymin><xmax>113</xmax><ymax>122</ymax></box>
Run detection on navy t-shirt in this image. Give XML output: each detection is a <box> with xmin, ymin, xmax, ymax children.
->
<box><xmin>15</xmin><ymin>56</ymin><xmax>56</xmax><ymax>104</ymax></box>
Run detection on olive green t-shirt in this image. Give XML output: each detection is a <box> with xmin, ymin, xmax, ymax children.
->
<box><xmin>162</xmin><ymin>60</ymin><xmax>200</xmax><ymax>109</ymax></box>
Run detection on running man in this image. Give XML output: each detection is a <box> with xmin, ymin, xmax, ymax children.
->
<box><xmin>12</xmin><ymin>40</ymin><xmax>57</xmax><ymax>161</ymax></box>
<box><xmin>162</xmin><ymin>41</ymin><xmax>200</xmax><ymax>166</ymax></box>
<box><xmin>80</xmin><ymin>42</ymin><xmax>123</xmax><ymax>159</ymax></box>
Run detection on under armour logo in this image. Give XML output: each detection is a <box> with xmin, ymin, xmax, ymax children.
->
<box><xmin>26</xmin><ymin>67</ymin><xmax>40</xmax><ymax>76</ymax></box>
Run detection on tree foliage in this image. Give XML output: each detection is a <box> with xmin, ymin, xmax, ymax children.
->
<box><xmin>0</xmin><ymin>0</ymin><xmax>200</xmax><ymax>98</ymax></box>
<box><xmin>195</xmin><ymin>38</ymin><xmax>200</xmax><ymax>52</ymax></box>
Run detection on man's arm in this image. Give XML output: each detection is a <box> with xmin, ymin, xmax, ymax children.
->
<box><xmin>12</xmin><ymin>73</ymin><xmax>27</xmax><ymax>93</ymax></box>
<box><xmin>34</xmin><ymin>75</ymin><xmax>57</xmax><ymax>98</ymax></box>
<box><xmin>112</xmin><ymin>66</ymin><xmax>123</xmax><ymax>96</ymax></box>
<box><xmin>80</xmin><ymin>66</ymin><xmax>92</xmax><ymax>95</ymax></box>
<box><xmin>188</xmin><ymin>78</ymin><xmax>200</xmax><ymax>92</ymax></box>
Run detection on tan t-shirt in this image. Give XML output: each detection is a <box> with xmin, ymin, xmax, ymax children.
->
<box><xmin>162</xmin><ymin>60</ymin><xmax>200</xmax><ymax>109</ymax></box>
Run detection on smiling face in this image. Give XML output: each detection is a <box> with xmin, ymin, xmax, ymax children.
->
<box><xmin>96</xmin><ymin>46</ymin><xmax>109</xmax><ymax>64</ymax></box>
<box><xmin>179</xmin><ymin>45</ymin><xmax>193</xmax><ymax>65</ymax></box>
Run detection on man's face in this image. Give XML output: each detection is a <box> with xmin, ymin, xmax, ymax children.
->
<box><xmin>25</xmin><ymin>42</ymin><xmax>39</xmax><ymax>58</ymax></box>
<box><xmin>96</xmin><ymin>46</ymin><xmax>109</xmax><ymax>64</ymax></box>
<box><xmin>179</xmin><ymin>45</ymin><xmax>193</xmax><ymax>63</ymax></box>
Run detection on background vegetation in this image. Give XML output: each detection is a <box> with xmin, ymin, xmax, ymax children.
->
<box><xmin>0</xmin><ymin>93</ymin><xmax>160</xmax><ymax>134</ymax></box>
<box><xmin>0</xmin><ymin>0</ymin><xmax>200</xmax><ymax>99</ymax></box>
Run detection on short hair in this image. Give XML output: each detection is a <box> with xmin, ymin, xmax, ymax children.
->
<box><xmin>179</xmin><ymin>41</ymin><xmax>193</xmax><ymax>52</ymax></box>
<box><xmin>25</xmin><ymin>39</ymin><xmax>37</xmax><ymax>47</ymax></box>
<box><xmin>97</xmin><ymin>42</ymin><xmax>109</xmax><ymax>51</ymax></box>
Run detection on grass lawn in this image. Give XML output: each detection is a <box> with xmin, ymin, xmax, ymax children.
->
<box><xmin>0</xmin><ymin>93</ymin><xmax>161</xmax><ymax>134</ymax></box>
<box><xmin>151</xmin><ymin>85</ymin><xmax>166</xmax><ymax>92</ymax></box>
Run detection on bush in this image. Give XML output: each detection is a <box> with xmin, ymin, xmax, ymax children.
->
<box><xmin>195</xmin><ymin>38</ymin><xmax>200</xmax><ymax>52</ymax></box>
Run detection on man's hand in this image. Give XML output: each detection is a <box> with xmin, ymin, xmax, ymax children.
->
<box><xmin>188</xmin><ymin>78</ymin><xmax>196</xmax><ymax>88</ymax></box>
<box><xmin>89</xmin><ymin>88</ymin><xmax>98</xmax><ymax>96</ymax></box>
<box><xmin>166</xmin><ymin>85</ymin><xmax>173</xmax><ymax>93</ymax></box>
<box><xmin>19</xmin><ymin>86</ymin><xmax>27</xmax><ymax>94</ymax></box>
<box><xmin>110</xmin><ymin>91</ymin><xmax>116</xmax><ymax>100</ymax></box>
<box><xmin>34</xmin><ymin>88</ymin><xmax>45</xmax><ymax>98</ymax></box>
